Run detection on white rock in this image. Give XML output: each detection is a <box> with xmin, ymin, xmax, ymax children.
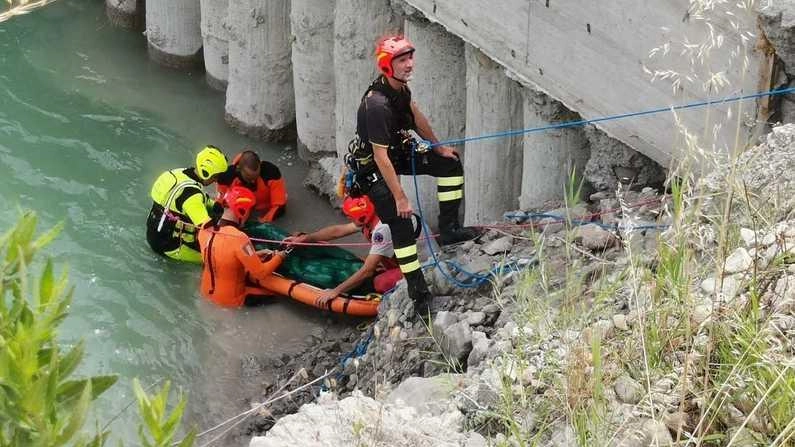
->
<box><xmin>612</xmin><ymin>314</ymin><xmax>629</xmax><ymax>331</ymax></box>
<box><xmin>740</xmin><ymin>228</ymin><xmax>757</xmax><ymax>247</ymax></box>
<box><xmin>724</xmin><ymin>247</ymin><xmax>753</xmax><ymax>273</ymax></box>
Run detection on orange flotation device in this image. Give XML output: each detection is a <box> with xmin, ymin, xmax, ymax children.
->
<box><xmin>258</xmin><ymin>274</ymin><xmax>380</xmax><ymax>317</ymax></box>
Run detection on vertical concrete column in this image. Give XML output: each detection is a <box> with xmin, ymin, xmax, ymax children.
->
<box><xmin>520</xmin><ymin>89</ymin><xmax>590</xmax><ymax>209</ymax></box>
<box><xmin>333</xmin><ymin>0</ymin><xmax>402</xmax><ymax>158</ymax></box>
<box><xmin>106</xmin><ymin>0</ymin><xmax>144</xmax><ymax>30</ymax></box>
<box><xmin>400</xmin><ymin>18</ymin><xmax>466</xmax><ymax>230</ymax></box>
<box><xmin>200</xmin><ymin>0</ymin><xmax>229</xmax><ymax>91</ymax></box>
<box><xmin>291</xmin><ymin>0</ymin><xmax>336</xmax><ymax>158</ymax></box>
<box><xmin>463</xmin><ymin>45</ymin><xmax>523</xmax><ymax>226</ymax></box>
<box><xmin>145</xmin><ymin>0</ymin><xmax>202</xmax><ymax>69</ymax></box>
<box><xmin>225</xmin><ymin>0</ymin><xmax>295</xmax><ymax>142</ymax></box>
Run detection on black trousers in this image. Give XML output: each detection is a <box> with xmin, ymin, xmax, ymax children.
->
<box><xmin>365</xmin><ymin>151</ymin><xmax>465</xmax><ymax>301</ymax></box>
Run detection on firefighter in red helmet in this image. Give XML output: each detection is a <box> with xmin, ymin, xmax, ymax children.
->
<box><xmin>343</xmin><ymin>35</ymin><xmax>479</xmax><ymax>317</ymax></box>
<box><xmin>285</xmin><ymin>195</ymin><xmax>411</xmax><ymax>308</ymax></box>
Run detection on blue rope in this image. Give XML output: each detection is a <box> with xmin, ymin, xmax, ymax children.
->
<box><xmin>431</xmin><ymin>86</ymin><xmax>795</xmax><ymax>148</ymax></box>
<box><xmin>410</xmin><ymin>148</ymin><xmax>533</xmax><ymax>289</ymax></box>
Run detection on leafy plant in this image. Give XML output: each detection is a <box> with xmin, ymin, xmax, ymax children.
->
<box><xmin>133</xmin><ymin>379</ymin><xmax>195</xmax><ymax>447</ymax></box>
<box><xmin>0</xmin><ymin>211</ymin><xmax>117</xmax><ymax>446</ymax></box>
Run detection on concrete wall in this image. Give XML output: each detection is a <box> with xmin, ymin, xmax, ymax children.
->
<box><xmin>106</xmin><ymin>0</ymin><xmax>143</xmax><ymax>30</ymax></box>
<box><xmin>402</xmin><ymin>0</ymin><xmax>765</xmax><ymax>166</ymax></box>
<box><xmin>333</xmin><ymin>0</ymin><xmax>402</xmax><ymax>158</ymax></box>
<box><xmin>225</xmin><ymin>0</ymin><xmax>295</xmax><ymax>141</ymax></box>
<box><xmin>291</xmin><ymin>0</ymin><xmax>336</xmax><ymax>158</ymax></box>
<box><xmin>145</xmin><ymin>0</ymin><xmax>202</xmax><ymax>69</ymax></box>
<box><xmin>400</xmin><ymin>18</ymin><xmax>466</xmax><ymax>229</ymax></box>
<box><xmin>463</xmin><ymin>45</ymin><xmax>523</xmax><ymax>225</ymax></box>
<box><xmin>520</xmin><ymin>89</ymin><xmax>589</xmax><ymax>209</ymax></box>
<box><xmin>199</xmin><ymin>0</ymin><xmax>229</xmax><ymax>91</ymax></box>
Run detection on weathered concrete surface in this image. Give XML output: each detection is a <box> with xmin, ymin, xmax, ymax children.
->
<box><xmin>145</xmin><ymin>0</ymin><xmax>202</xmax><ymax>69</ymax></box>
<box><xmin>199</xmin><ymin>0</ymin><xmax>229</xmax><ymax>91</ymax></box>
<box><xmin>520</xmin><ymin>89</ymin><xmax>589</xmax><ymax>209</ymax></box>
<box><xmin>463</xmin><ymin>45</ymin><xmax>523</xmax><ymax>226</ymax></box>
<box><xmin>291</xmin><ymin>0</ymin><xmax>336</xmax><ymax>158</ymax></box>
<box><xmin>303</xmin><ymin>156</ymin><xmax>343</xmax><ymax>203</ymax></box>
<box><xmin>333</xmin><ymin>0</ymin><xmax>402</xmax><ymax>158</ymax></box>
<box><xmin>105</xmin><ymin>0</ymin><xmax>144</xmax><ymax>30</ymax></box>
<box><xmin>400</xmin><ymin>18</ymin><xmax>466</xmax><ymax>230</ymax></box>
<box><xmin>225</xmin><ymin>0</ymin><xmax>296</xmax><ymax>142</ymax></box>
<box><xmin>583</xmin><ymin>125</ymin><xmax>667</xmax><ymax>192</ymax></box>
<box><xmin>402</xmin><ymin>0</ymin><xmax>765</xmax><ymax>167</ymax></box>
<box><xmin>758</xmin><ymin>1</ymin><xmax>795</xmax><ymax>71</ymax></box>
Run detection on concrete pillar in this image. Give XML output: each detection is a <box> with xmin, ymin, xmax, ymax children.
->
<box><xmin>225</xmin><ymin>0</ymin><xmax>295</xmax><ymax>142</ymax></box>
<box><xmin>400</xmin><ymin>18</ymin><xmax>466</xmax><ymax>230</ymax></box>
<box><xmin>200</xmin><ymin>0</ymin><xmax>229</xmax><ymax>91</ymax></box>
<box><xmin>463</xmin><ymin>45</ymin><xmax>523</xmax><ymax>226</ymax></box>
<box><xmin>520</xmin><ymin>89</ymin><xmax>590</xmax><ymax>209</ymax></box>
<box><xmin>291</xmin><ymin>0</ymin><xmax>336</xmax><ymax>159</ymax></box>
<box><xmin>333</xmin><ymin>0</ymin><xmax>402</xmax><ymax>158</ymax></box>
<box><xmin>106</xmin><ymin>0</ymin><xmax>144</xmax><ymax>30</ymax></box>
<box><xmin>145</xmin><ymin>0</ymin><xmax>202</xmax><ymax>69</ymax></box>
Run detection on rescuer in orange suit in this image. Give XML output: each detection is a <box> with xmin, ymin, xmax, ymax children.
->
<box><xmin>216</xmin><ymin>150</ymin><xmax>287</xmax><ymax>223</ymax></box>
<box><xmin>198</xmin><ymin>186</ymin><xmax>288</xmax><ymax>307</ymax></box>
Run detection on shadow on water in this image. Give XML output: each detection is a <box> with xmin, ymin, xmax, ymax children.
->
<box><xmin>0</xmin><ymin>1</ymin><xmax>362</xmax><ymax>444</ymax></box>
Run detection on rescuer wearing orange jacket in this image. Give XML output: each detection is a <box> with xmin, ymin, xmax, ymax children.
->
<box><xmin>216</xmin><ymin>150</ymin><xmax>287</xmax><ymax>223</ymax></box>
<box><xmin>198</xmin><ymin>186</ymin><xmax>288</xmax><ymax>307</ymax></box>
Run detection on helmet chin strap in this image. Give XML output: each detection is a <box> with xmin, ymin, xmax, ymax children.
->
<box><xmin>390</xmin><ymin>74</ymin><xmax>409</xmax><ymax>84</ymax></box>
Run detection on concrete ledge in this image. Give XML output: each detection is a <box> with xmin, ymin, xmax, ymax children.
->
<box><xmin>224</xmin><ymin>113</ymin><xmax>297</xmax><ymax>143</ymax></box>
<box><xmin>147</xmin><ymin>44</ymin><xmax>203</xmax><ymax>70</ymax></box>
<box><xmin>205</xmin><ymin>71</ymin><xmax>228</xmax><ymax>92</ymax></box>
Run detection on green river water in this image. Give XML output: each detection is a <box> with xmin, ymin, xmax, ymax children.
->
<box><xmin>0</xmin><ymin>1</ymin><xmax>355</xmax><ymax>443</ymax></box>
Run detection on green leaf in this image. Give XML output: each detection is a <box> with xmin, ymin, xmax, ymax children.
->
<box><xmin>57</xmin><ymin>341</ymin><xmax>85</xmax><ymax>379</ymax></box>
<box><xmin>160</xmin><ymin>394</ymin><xmax>187</xmax><ymax>442</ymax></box>
<box><xmin>38</xmin><ymin>259</ymin><xmax>54</xmax><ymax>308</ymax></box>
<box><xmin>31</xmin><ymin>221</ymin><xmax>63</xmax><ymax>253</ymax></box>
<box><xmin>133</xmin><ymin>378</ymin><xmax>160</xmax><ymax>438</ymax></box>
<box><xmin>57</xmin><ymin>376</ymin><xmax>118</xmax><ymax>405</ymax></box>
<box><xmin>55</xmin><ymin>378</ymin><xmax>91</xmax><ymax>445</ymax></box>
<box><xmin>176</xmin><ymin>429</ymin><xmax>196</xmax><ymax>447</ymax></box>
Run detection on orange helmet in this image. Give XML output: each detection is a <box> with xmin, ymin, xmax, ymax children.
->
<box><xmin>375</xmin><ymin>35</ymin><xmax>415</xmax><ymax>78</ymax></box>
<box><xmin>224</xmin><ymin>186</ymin><xmax>256</xmax><ymax>222</ymax></box>
<box><xmin>342</xmin><ymin>195</ymin><xmax>377</xmax><ymax>227</ymax></box>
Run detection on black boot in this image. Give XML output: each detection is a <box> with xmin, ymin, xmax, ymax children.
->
<box><xmin>405</xmin><ymin>271</ymin><xmax>433</xmax><ymax>319</ymax></box>
<box><xmin>438</xmin><ymin>200</ymin><xmax>481</xmax><ymax>246</ymax></box>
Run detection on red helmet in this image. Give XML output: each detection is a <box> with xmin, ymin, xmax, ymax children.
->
<box><xmin>224</xmin><ymin>186</ymin><xmax>256</xmax><ymax>222</ymax></box>
<box><xmin>342</xmin><ymin>195</ymin><xmax>377</xmax><ymax>226</ymax></box>
<box><xmin>375</xmin><ymin>35</ymin><xmax>415</xmax><ymax>78</ymax></box>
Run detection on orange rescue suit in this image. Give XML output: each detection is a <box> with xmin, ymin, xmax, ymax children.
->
<box><xmin>217</xmin><ymin>157</ymin><xmax>287</xmax><ymax>223</ymax></box>
<box><xmin>198</xmin><ymin>224</ymin><xmax>284</xmax><ymax>307</ymax></box>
